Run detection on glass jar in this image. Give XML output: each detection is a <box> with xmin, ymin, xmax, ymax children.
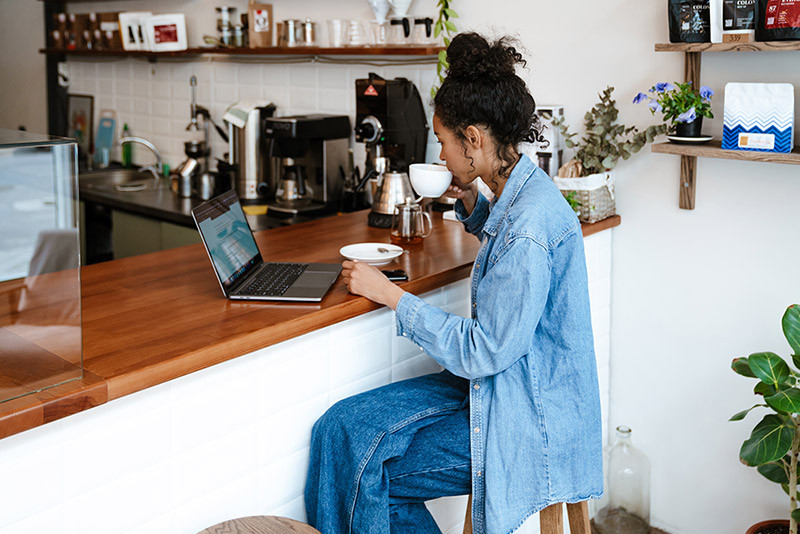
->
<box><xmin>594</xmin><ymin>426</ymin><xmax>651</xmax><ymax>534</ymax></box>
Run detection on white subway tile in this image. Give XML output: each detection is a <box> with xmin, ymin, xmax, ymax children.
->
<box><xmin>393</xmin><ymin>333</ymin><xmax>424</xmax><ymax>364</ymax></box>
<box><xmin>257</xmin><ymin>394</ymin><xmax>329</xmax><ymax>468</ymax></box>
<box><xmin>263</xmin><ymin>65</ymin><xmax>289</xmax><ymax>87</ymax></box>
<box><xmin>240</xmin><ymin>85</ymin><xmax>263</xmax><ymax>100</ymax></box>
<box><xmin>98</xmin><ymin>78</ymin><xmax>113</xmax><ymax>95</ymax></box>
<box><xmin>0</xmin><ymin>505</ymin><xmax>64</xmax><ymax>534</ymax></box>
<box><xmin>63</xmin><ymin>460</ymin><xmax>174</xmax><ymax>534</ymax></box>
<box><xmin>290</xmin><ymin>66</ymin><xmax>318</xmax><ymax>87</ymax></box>
<box><xmin>319</xmin><ymin>89</ymin><xmax>350</xmax><ymax>113</ymax></box>
<box><xmin>392</xmin><ymin>353</ymin><xmax>441</xmax><ymax>382</ymax></box>
<box><xmin>170</xmin><ymin>63</ymin><xmax>193</xmax><ymax>83</ymax></box>
<box><xmin>318</xmin><ymin>66</ymin><xmax>348</xmax><ymax>89</ymax></box>
<box><xmin>329</xmin><ymin>368</ymin><xmax>391</xmax><ymax>405</ymax></box>
<box><xmin>168</xmin><ymin>471</ymin><xmax>260</xmax><ymax>534</ymax></box>
<box><xmin>329</xmin><ymin>324</ymin><xmax>392</xmax><ymax>387</ymax></box>
<box><xmin>213</xmin><ymin>63</ymin><xmax>238</xmax><ymax>84</ymax></box>
<box><xmin>152</xmin><ymin>100</ymin><xmax>170</xmax><ymax>118</ymax></box>
<box><xmin>214</xmin><ymin>83</ymin><xmax>239</xmax><ymax>106</ymax></box>
<box><xmin>152</xmin><ymin>81</ymin><xmax>171</xmax><ymax>100</ymax></box>
<box><xmin>237</xmin><ymin>65</ymin><xmax>263</xmax><ymax>86</ymax></box>
<box><xmin>0</xmin><ymin>435</ymin><xmax>64</xmax><ymax>526</ymax></box>
<box><xmin>269</xmin><ymin>494</ymin><xmax>308</xmax><ymax>524</ymax></box>
<box><xmin>150</xmin><ymin>63</ymin><xmax>171</xmax><ymax>82</ymax></box>
<box><xmin>289</xmin><ymin>87</ymin><xmax>318</xmax><ymax>112</ymax></box>
<box><xmin>257</xmin><ymin>448</ymin><xmax>309</xmax><ymax>510</ymax></box>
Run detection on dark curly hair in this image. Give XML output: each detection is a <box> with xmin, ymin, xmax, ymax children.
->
<box><xmin>434</xmin><ymin>32</ymin><xmax>545</xmax><ymax>183</ymax></box>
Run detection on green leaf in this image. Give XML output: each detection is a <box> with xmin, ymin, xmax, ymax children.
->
<box><xmin>766</xmin><ymin>387</ymin><xmax>800</xmax><ymax>413</ymax></box>
<box><xmin>739</xmin><ymin>414</ymin><xmax>795</xmax><ymax>466</ymax></box>
<box><xmin>730</xmin><ymin>404</ymin><xmax>766</xmax><ymax>421</ymax></box>
<box><xmin>444</xmin><ymin>8</ymin><xmax>459</xmax><ymax>18</ymax></box>
<box><xmin>784</xmin><ymin>305</ymin><xmax>800</xmax><ymax>355</ymax></box>
<box><xmin>792</xmin><ymin>509</ymin><xmax>800</xmax><ymax>523</ymax></box>
<box><xmin>755</xmin><ymin>381</ymin><xmax>777</xmax><ymax>397</ymax></box>
<box><xmin>444</xmin><ymin>20</ymin><xmax>457</xmax><ymax>32</ymax></box>
<box><xmin>434</xmin><ymin>22</ymin><xmax>442</xmax><ymax>38</ymax></box>
<box><xmin>758</xmin><ymin>459</ymin><xmax>789</xmax><ymax>483</ymax></box>
<box><xmin>749</xmin><ymin>352</ymin><xmax>792</xmax><ymax>387</ymax></box>
<box><xmin>732</xmin><ymin>357</ymin><xmax>757</xmax><ymax>377</ymax></box>
<box><xmin>443</xmin><ymin>36</ymin><xmax>451</xmax><ymax>46</ymax></box>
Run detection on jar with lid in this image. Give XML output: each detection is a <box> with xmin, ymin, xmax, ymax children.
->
<box><xmin>594</xmin><ymin>425</ymin><xmax>651</xmax><ymax>534</ymax></box>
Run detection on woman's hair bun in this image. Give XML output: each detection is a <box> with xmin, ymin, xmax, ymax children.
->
<box><xmin>445</xmin><ymin>32</ymin><xmax>525</xmax><ymax>81</ymax></box>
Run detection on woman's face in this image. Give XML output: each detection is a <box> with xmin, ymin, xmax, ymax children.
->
<box><xmin>433</xmin><ymin>113</ymin><xmax>477</xmax><ymax>187</ymax></box>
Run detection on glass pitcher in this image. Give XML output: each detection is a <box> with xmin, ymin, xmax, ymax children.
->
<box><xmin>594</xmin><ymin>425</ymin><xmax>651</xmax><ymax>534</ymax></box>
<box><xmin>391</xmin><ymin>199</ymin><xmax>432</xmax><ymax>245</ymax></box>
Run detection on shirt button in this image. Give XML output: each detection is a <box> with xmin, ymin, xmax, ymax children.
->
<box><xmin>477</xmin><ymin>470</ymin><xmax>482</xmax><ymax>476</ymax></box>
<box><xmin>473</xmin><ymin>383</ymin><xmax>480</xmax><ymax>390</ymax></box>
<box><xmin>476</xmin><ymin>263</ymin><xmax>480</xmax><ymax>269</ymax></box>
<box><xmin>472</xmin><ymin>303</ymin><xmax>476</xmax><ymax>308</ymax></box>
<box><xmin>474</xmin><ymin>427</ymin><xmax>480</xmax><ymax>433</ymax></box>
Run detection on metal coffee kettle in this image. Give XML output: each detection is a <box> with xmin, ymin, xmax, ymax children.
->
<box><xmin>364</xmin><ymin>170</ymin><xmax>416</xmax><ymax>227</ymax></box>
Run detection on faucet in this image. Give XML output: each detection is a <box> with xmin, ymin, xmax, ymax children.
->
<box><xmin>118</xmin><ymin>136</ymin><xmax>163</xmax><ymax>180</ymax></box>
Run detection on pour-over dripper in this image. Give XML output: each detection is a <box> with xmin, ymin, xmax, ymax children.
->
<box><xmin>366</xmin><ymin>0</ymin><xmax>391</xmax><ymax>23</ymax></box>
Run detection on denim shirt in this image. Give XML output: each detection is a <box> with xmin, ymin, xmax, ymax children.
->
<box><xmin>395</xmin><ymin>154</ymin><xmax>603</xmax><ymax>534</ymax></box>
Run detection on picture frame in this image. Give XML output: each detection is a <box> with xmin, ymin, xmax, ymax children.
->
<box><xmin>143</xmin><ymin>13</ymin><xmax>188</xmax><ymax>52</ymax></box>
<box><xmin>66</xmin><ymin>93</ymin><xmax>94</xmax><ymax>158</ymax></box>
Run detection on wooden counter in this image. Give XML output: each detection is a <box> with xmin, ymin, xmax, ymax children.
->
<box><xmin>0</xmin><ymin>210</ymin><xmax>620</xmax><ymax>439</ymax></box>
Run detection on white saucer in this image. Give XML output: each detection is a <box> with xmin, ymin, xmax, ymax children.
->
<box><xmin>667</xmin><ymin>135</ymin><xmax>714</xmax><ymax>144</ymax></box>
<box><xmin>339</xmin><ymin>243</ymin><xmax>403</xmax><ymax>265</ymax></box>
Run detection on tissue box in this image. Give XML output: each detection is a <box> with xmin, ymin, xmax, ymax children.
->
<box><xmin>722</xmin><ymin>82</ymin><xmax>794</xmax><ymax>153</ymax></box>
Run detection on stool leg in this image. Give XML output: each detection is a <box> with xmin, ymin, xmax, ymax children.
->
<box><xmin>540</xmin><ymin>502</ymin><xmax>563</xmax><ymax>534</ymax></box>
<box><xmin>463</xmin><ymin>494</ymin><xmax>473</xmax><ymax>534</ymax></box>
<box><xmin>566</xmin><ymin>501</ymin><xmax>591</xmax><ymax>534</ymax></box>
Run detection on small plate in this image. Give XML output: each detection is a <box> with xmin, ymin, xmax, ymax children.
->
<box><xmin>339</xmin><ymin>243</ymin><xmax>404</xmax><ymax>266</ymax></box>
<box><xmin>667</xmin><ymin>135</ymin><xmax>714</xmax><ymax>145</ymax></box>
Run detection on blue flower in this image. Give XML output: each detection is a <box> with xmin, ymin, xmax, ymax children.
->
<box><xmin>676</xmin><ymin>107</ymin><xmax>697</xmax><ymax>123</ymax></box>
<box><xmin>700</xmin><ymin>86</ymin><xmax>714</xmax><ymax>101</ymax></box>
<box><xmin>654</xmin><ymin>82</ymin><xmax>676</xmax><ymax>93</ymax></box>
<box><xmin>648</xmin><ymin>99</ymin><xmax>662</xmax><ymax>113</ymax></box>
<box><xmin>633</xmin><ymin>92</ymin><xmax>648</xmax><ymax>104</ymax></box>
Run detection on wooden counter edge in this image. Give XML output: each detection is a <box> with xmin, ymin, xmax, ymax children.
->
<box><xmin>0</xmin><ymin>215</ymin><xmax>620</xmax><ymax>439</ymax></box>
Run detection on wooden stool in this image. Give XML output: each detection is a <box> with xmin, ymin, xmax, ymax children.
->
<box><xmin>196</xmin><ymin>515</ymin><xmax>322</xmax><ymax>534</ymax></box>
<box><xmin>463</xmin><ymin>495</ymin><xmax>590</xmax><ymax>534</ymax></box>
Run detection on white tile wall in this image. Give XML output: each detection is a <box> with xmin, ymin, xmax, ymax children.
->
<box><xmin>65</xmin><ymin>58</ymin><xmax>442</xmax><ymax>172</ymax></box>
<box><xmin>0</xmin><ymin>233</ymin><xmax>612</xmax><ymax>534</ymax></box>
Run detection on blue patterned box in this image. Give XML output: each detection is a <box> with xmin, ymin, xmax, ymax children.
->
<box><xmin>722</xmin><ymin>82</ymin><xmax>794</xmax><ymax>153</ymax></box>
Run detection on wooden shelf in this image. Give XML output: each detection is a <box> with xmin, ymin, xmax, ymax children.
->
<box><xmin>652</xmin><ymin>140</ymin><xmax>800</xmax><ymax>165</ymax></box>
<box><xmin>655</xmin><ymin>41</ymin><xmax>800</xmax><ymax>52</ymax></box>
<box><xmin>40</xmin><ymin>46</ymin><xmax>444</xmax><ymax>59</ymax></box>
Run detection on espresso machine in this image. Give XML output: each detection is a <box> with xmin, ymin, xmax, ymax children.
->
<box><xmin>264</xmin><ymin>114</ymin><xmax>351</xmax><ymax>214</ymax></box>
<box><xmin>352</xmin><ymin>73</ymin><xmax>429</xmax><ymax>227</ymax></box>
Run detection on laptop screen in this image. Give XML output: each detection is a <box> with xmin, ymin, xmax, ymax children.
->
<box><xmin>192</xmin><ymin>190</ymin><xmax>262</xmax><ymax>292</ymax></box>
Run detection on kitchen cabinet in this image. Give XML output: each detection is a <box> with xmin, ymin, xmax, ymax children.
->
<box><xmin>652</xmin><ymin>41</ymin><xmax>800</xmax><ymax>209</ymax></box>
<box><xmin>112</xmin><ymin>210</ymin><xmax>200</xmax><ymax>259</ymax></box>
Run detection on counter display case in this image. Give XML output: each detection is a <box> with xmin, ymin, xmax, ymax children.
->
<box><xmin>0</xmin><ymin>128</ymin><xmax>83</xmax><ymax>404</ymax></box>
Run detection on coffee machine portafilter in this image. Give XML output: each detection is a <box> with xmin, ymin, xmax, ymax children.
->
<box><xmin>353</xmin><ymin>73</ymin><xmax>429</xmax><ymax>227</ymax></box>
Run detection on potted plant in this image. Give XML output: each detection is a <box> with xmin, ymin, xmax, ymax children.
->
<box><xmin>730</xmin><ymin>304</ymin><xmax>800</xmax><ymax>534</ymax></box>
<box><xmin>552</xmin><ymin>86</ymin><xmax>666</xmax><ymax>223</ymax></box>
<box><xmin>634</xmin><ymin>81</ymin><xmax>714</xmax><ymax>139</ymax></box>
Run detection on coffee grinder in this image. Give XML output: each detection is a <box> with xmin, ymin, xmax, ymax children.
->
<box><xmin>264</xmin><ymin>114</ymin><xmax>351</xmax><ymax>214</ymax></box>
<box><xmin>353</xmin><ymin>73</ymin><xmax>429</xmax><ymax>227</ymax></box>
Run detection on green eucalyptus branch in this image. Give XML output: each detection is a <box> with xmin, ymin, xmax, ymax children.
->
<box><xmin>552</xmin><ymin>86</ymin><xmax>667</xmax><ymax>176</ymax></box>
<box><xmin>431</xmin><ymin>0</ymin><xmax>458</xmax><ymax>98</ymax></box>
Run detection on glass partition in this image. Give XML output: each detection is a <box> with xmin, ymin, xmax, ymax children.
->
<box><xmin>0</xmin><ymin>129</ymin><xmax>82</xmax><ymax>404</ymax></box>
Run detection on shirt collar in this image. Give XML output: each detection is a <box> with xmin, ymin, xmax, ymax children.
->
<box><xmin>482</xmin><ymin>154</ymin><xmax>536</xmax><ymax>237</ymax></box>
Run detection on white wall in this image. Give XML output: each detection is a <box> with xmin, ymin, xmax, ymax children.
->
<box><xmin>2</xmin><ymin>0</ymin><xmax>800</xmax><ymax>533</ymax></box>
<box><xmin>0</xmin><ymin>0</ymin><xmax>47</xmax><ymax>132</ymax></box>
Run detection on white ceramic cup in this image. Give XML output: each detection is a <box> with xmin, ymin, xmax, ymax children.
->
<box><xmin>409</xmin><ymin>163</ymin><xmax>452</xmax><ymax>198</ymax></box>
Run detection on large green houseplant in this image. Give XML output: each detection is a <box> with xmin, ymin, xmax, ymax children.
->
<box><xmin>731</xmin><ymin>304</ymin><xmax>800</xmax><ymax>534</ymax></box>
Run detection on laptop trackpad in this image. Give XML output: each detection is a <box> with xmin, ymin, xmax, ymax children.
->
<box><xmin>294</xmin><ymin>271</ymin><xmax>337</xmax><ymax>288</ymax></box>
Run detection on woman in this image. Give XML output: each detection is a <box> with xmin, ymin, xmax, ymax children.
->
<box><xmin>305</xmin><ymin>32</ymin><xmax>603</xmax><ymax>534</ymax></box>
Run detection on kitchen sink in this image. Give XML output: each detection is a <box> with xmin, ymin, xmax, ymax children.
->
<box><xmin>80</xmin><ymin>169</ymin><xmax>169</xmax><ymax>192</ymax></box>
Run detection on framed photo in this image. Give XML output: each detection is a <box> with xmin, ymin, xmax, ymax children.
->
<box><xmin>67</xmin><ymin>93</ymin><xmax>94</xmax><ymax>157</ymax></box>
<box><xmin>143</xmin><ymin>14</ymin><xmax>187</xmax><ymax>52</ymax></box>
<box><xmin>118</xmin><ymin>11</ymin><xmax>152</xmax><ymax>51</ymax></box>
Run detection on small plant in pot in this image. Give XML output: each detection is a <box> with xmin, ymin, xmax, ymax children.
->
<box><xmin>552</xmin><ymin>86</ymin><xmax>666</xmax><ymax>223</ymax></box>
<box><xmin>730</xmin><ymin>304</ymin><xmax>800</xmax><ymax>534</ymax></box>
<box><xmin>634</xmin><ymin>81</ymin><xmax>714</xmax><ymax>138</ymax></box>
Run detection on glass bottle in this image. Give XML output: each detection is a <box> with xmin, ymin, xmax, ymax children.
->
<box><xmin>594</xmin><ymin>425</ymin><xmax>651</xmax><ymax>534</ymax></box>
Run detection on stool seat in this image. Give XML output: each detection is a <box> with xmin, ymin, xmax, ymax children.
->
<box><xmin>196</xmin><ymin>515</ymin><xmax>321</xmax><ymax>534</ymax></box>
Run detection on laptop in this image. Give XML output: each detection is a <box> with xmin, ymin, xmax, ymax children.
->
<box><xmin>192</xmin><ymin>190</ymin><xmax>341</xmax><ymax>302</ymax></box>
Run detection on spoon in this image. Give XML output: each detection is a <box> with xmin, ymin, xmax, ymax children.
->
<box><xmin>377</xmin><ymin>247</ymin><xmax>408</xmax><ymax>254</ymax></box>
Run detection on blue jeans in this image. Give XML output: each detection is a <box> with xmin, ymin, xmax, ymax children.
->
<box><xmin>305</xmin><ymin>371</ymin><xmax>471</xmax><ymax>534</ymax></box>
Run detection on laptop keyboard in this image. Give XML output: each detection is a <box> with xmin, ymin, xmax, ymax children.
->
<box><xmin>239</xmin><ymin>263</ymin><xmax>309</xmax><ymax>297</ymax></box>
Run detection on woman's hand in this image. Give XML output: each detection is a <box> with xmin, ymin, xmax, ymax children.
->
<box><xmin>341</xmin><ymin>260</ymin><xmax>406</xmax><ymax>309</ymax></box>
<box><xmin>443</xmin><ymin>176</ymin><xmax>479</xmax><ymax>214</ymax></box>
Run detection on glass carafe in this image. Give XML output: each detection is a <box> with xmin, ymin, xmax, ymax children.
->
<box><xmin>594</xmin><ymin>426</ymin><xmax>651</xmax><ymax>534</ymax></box>
<box><xmin>390</xmin><ymin>199</ymin><xmax>432</xmax><ymax>245</ymax></box>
